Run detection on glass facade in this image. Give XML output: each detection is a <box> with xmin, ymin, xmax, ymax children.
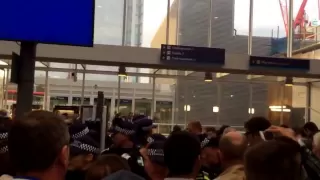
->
<box><xmin>0</xmin><ymin>0</ymin><xmax>319</xmax><ymax>133</ymax></box>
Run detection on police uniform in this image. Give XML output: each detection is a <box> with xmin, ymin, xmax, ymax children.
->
<box><xmin>197</xmin><ymin>135</ymin><xmax>221</xmax><ymax>180</ymax></box>
<box><xmin>102</xmin><ymin>120</ymin><xmax>148</xmax><ymax>179</ymax></box>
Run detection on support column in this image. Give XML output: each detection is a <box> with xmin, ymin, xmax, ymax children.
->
<box><xmin>81</xmin><ymin>71</ymin><xmax>86</xmax><ymax>105</ymax></box>
<box><xmin>208</xmin><ymin>0</ymin><xmax>213</xmax><ymax>48</ymax></box>
<box><xmin>287</xmin><ymin>0</ymin><xmax>293</xmax><ymax>57</ymax></box>
<box><xmin>44</xmin><ymin>69</ymin><xmax>49</xmax><ymax>110</ymax></box>
<box><xmin>117</xmin><ymin>77</ymin><xmax>121</xmax><ymax>112</ymax></box>
<box><xmin>16</xmin><ymin>42</ymin><xmax>37</xmax><ymax>119</ymax></box>
<box><xmin>248</xmin><ymin>0</ymin><xmax>254</xmax><ymax>55</ymax></box>
<box><xmin>306</xmin><ymin>82</ymin><xmax>311</xmax><ymax>122</ymax></box>
<box><xmin>151</xmin><ymin>76</ymin><xmax>156</xmax><ymax>118</ymax></box>
<box><xmin>166</xmin><ymin>0</ymin><xmax>171</xmax><ymax>44</ymax></box>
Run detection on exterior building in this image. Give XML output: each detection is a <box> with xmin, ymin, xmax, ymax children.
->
<box><xmin>94</xmin><ymin>0</ymin><xmax>143</xmax><ymax>47</ymax></box>
<box><xmin>151</xmin><ymin>0</ymin><xmax>298</xmax><ymax>127</ymax></box>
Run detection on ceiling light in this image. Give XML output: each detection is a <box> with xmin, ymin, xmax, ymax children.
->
<box><xmin>184</xmin><ymin>105</ymin><xmax>191</xmax><ymax>112</ymax></box>
<box><xmin>213</xmin><ymin>106</ymin><xmax>219</xmax><ymax>113</ymax></box>
<box><xmin>248</xmin><ymin>108</ymin><xmax>255</xmax><ymax>114</ymax></box>
<box><xmin>285</xmin><ymin>77</ymin><xmax>293</xmax><ymax>86</ymax></box>
<box><xmin>118</xmin><ymin>66</ymin><xmax>127</xmax><ymax>77</ymax></box>
<box><xmin>204</xmin><ymin>72</ymin><xmax>212</xmax><ymax>82</ymax></box>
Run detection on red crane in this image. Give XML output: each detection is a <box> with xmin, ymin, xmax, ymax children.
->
<box><xmin>279</xmin><ymin>0</ymin><xmax>309</xmax><ymax>38</ymax></box>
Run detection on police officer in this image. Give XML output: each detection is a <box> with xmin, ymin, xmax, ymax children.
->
<box><xmin>132</xmin><ymin>115</ymin><xmax>157</xmax><ymax>147</ymax></box>
<box><xmin>102</xmin><ymin>118</ymin><xmax>148</xmax><ymax>179</ymax></box>
<box><xmin>197</xmin><ymin>134</ymin><xmax>222</xmax><ymax>180</ymax></box>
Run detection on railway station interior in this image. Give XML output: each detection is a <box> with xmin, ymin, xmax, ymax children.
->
<box><xmin>1</xmin><ymin>0</ymin><xmax>320</xmax><ymax>134</ymax></box>
<box><xmin>3</xmin><ymin>0</ymin><xmax>320</xmax><ymax>180</ymax></box>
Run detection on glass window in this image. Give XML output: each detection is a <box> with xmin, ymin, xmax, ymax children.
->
<box><xmin>72</xmin><ymin>97</ymin><xmax>90</xmax><ymax>105</ymax></box>
<box><xmin>135</xmin><ymin>98</ymin><xmax>151</xmax><ymax>116</ymax></box>
<box><xmin>50</xmin><ymin>96</ymin><xmax>68</xmax><ymax>110</ymax></box>
<box><xmin>94</xmin><ymin>98</ymin><xmax>111</xmax><ymax>106</ymax></box>
<box><xmin>155</xmin><ymin>101</ymin><xmax>172</xmax><ymax>123</ymax></box>
<box><xmin>115</xmin><ymin>99</ymin><xmax>132</xmax><ymax>116</ymax></box>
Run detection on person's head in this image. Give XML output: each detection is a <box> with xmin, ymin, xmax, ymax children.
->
<box><xmin>8</xmin><ymin>110</ymin><xmax>69</xmax><ymax>177</ymax></box>
<box><xmin>146</xmin><ymin>133</ymin><xmax>167</xmax><ymax>144</ymax></box>
<box><xmin>200</xmin><ymin>136</ymin><xmax>221</xmax><ymax>168</ymax></box>
<box><xmin>69</xmin><ymin>123</ymin><xmax>90</xmax><ymax>140</ymax></box>
<box><xmin>219</xmin><ymin>131</ymin><xmax>246</xmax><ymax>168</ymax></box>
<box><xmin>85</xmin><ymin>154</ymin><xmax>130</xmax><ymax>180</ymax></box>
<box><xmin>133</xmin><ymin>116</ymin><xmax>157</xmax><ymax>146</ymax></box>
<box><xmin>313</xmin><ymin>132</ymin><xmax>320</xmax><ymax>158</ymax></box>
<box><xmin>109</xmin><ymin>119</ymin><xmax>135</xmax><ymax>148</ymax></box>
<box><xmin>217</xmin><ymin>125</ymin><xmax>230</xmax><ymax>138</ymax></box>
<box><xmin>69</xmin><ymin>135</ymin><xmax>99</xmax><ymax>171</ymax></box>
<box><xmin>164</xmin><ymin>131</ymin><xmax>201</xmax><ymax>178</ymax></box>
<box><xmin>187</xmin><ymin>121</ymin><xmax>202</xmax><ymax>134</ymax></box>
<box><xmin>222</xmin><ymin>127</ymin><xmax>236</xmax><ymax>135</ymax></box>
<box><xmin>303</xmin><ymin>122</ymin><xmax>319</xmax><ymax>138</ymax></box>
<box><xmin>244</xmin><ymin>137</ymin><xmax>301</xmax><ymax>180</ymax></box>
<box><xmin>205</xmin><ymin>127</ymin><xmax>217</xmax><ymax>138</ymax></box>
<box><xmin>244</xmin><ymin>117</ymin><xmax>271</xmax><ymax>146</ymax></box>
<box><xmin>142</xmin><ymin>141</ymin><xmax>168</xmax><ymax>179</ymax></box>
<box><xmin>172</xmin><ymin>125</ymin><xmax>182</xmax><ymax>133</ymax></box>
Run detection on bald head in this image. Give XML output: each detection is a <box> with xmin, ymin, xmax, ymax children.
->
<box><xmin>219</xmin><ymin>131</ymin><xmax>246</xmax><ymax>161</ymax></box>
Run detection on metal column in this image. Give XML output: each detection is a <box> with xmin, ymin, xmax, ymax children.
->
<box><xmin>151</xmin><ymin>76</ymin><xmax>156</xmax><ymax>118</ymax></box>
<box><xmin>175</xmin><ymin>0</ymin><xmax>181</xmax><ymax>45</ymax></box>
<box><xmin>208</xmin><ymin>0</ymin><xmax>213</xmax><ymax>48</ymax></box>
<box><xmin>306</xmin><ymin>82</ymin><xmax>311</xmax><ymax>122</ymax></box>
<box><xmin>4</xmin><ymin>67</ymin><xmax>9</xmax><ymax>108</ymax></box>
<box><xmin>287</xmin><ymin>0</ymin><xmax>294</xmax><ymax>57</ymax></box>
<box><xmin>44</xmin><ymin>69</ymin><xmax>49</xmax><ymax>110</ymax></box>
<box><xmin>166</xmin><ymin>0</ymin><xmax>171</xmax><ymax>44</ymax></box>
<box><xmin>280</xmin><ymin>86</ymin><xmax>285</xmax><ymax>125</ymax></box>
<box><xmin>117</xmin><ymin>77</ymin><xmax>121</xmax><ymax>112</ymax></box>
<box><xmin>80</xmin><ymin>71</ymin><xmax>86</xmax><ymax>105</ymax></box>
<box><xmin>248</xmin><ymin>0</ymin><xmax>254</xmax><ymax>55</ymax></box>
<box><xmin>122</xmin><ymin>0</ymin><xmax>127</xmax><ymax>46</ymax></box>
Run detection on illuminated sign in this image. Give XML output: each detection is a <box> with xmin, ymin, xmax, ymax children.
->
<box><xmin>250</xmin><ymin>56</ymin><xmax>310</xmax><ymax>71</ymax></box>
<box><xmin>160</xmin><ymin>44</ymin><xmax>225</xmax><ymax>65</ymax></box>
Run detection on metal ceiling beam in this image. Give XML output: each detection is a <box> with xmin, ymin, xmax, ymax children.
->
<box><xmin>0</xmin><ymin>64</ymin><xmax>311</xmax><ymax>85</ymax></box>
<box><xmin>40</xmin><ymin>61</ymin><xmax>49</xmax><ymax>67</ymax></box>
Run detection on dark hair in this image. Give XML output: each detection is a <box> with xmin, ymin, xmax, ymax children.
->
<box><xmin>8</xmin><ymin>110</ymin><xmax>69</xmax><ymax>173</ymax></box>
<box><xmin>164</xmin><ymin>131</ymin><xmax>200</xmax><ymax>176</ymax></box>
<box><xmin>86</xmin><ymin>154</ymin><xmax>130</xmax><ymax>180</ymax></box>
<box><xmin>244</xmin><ymin>117</ymin><xmax>271</xmax><ymax>136</ymax></box>
<box><xmin>205</xmin><ymin>127</ymin><xmax>216</xmax><ymax>133</ymax></box>
<box><xmin>217</xmin><ymin>125</ymin><xmax>230</xmax><ymax>138</ymax></box>
<box><xmin>172</xmin><ymin>125</ymin><xmax>182</xmax><ymax>133</ymax></box>
<box><xmin>304</xmin><ymin>122</ymin><xmax>319</xmax><ymax>138</ymax></box>
<box><xmin>219</xmin><ymin>134</ymin><xmax>246</xmax><ymax>161</ymax></box>
<box><xmin>244</xmin><ymin>137</ymin><xmax>301</xmax><ymax>180</ymax></box>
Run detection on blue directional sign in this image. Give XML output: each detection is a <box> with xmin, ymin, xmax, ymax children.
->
<box><xmin>250</xmin><ymin>56</ymin><xmax>310</xmax><ymax>71</ymax></box>
<box><xmin>160</xmin><ymin>44</ymin><xmax>225</xmax><ymax>65</ymax></box>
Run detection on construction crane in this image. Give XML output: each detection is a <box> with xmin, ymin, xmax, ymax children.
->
<box><xmin>279</xmin><ymin>0</ymin><xmax>312</xmax><ymax>39</ymax></box>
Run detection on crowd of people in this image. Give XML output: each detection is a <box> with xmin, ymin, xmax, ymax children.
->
<box><xmin>1</xmin><ymin>110</ymin><xmax>320</xmax><ymax>180</ymax></box>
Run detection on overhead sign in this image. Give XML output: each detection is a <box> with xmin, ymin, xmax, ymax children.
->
<box><xmin>0</xmin><ymin>0</ymin><xmax>94</xmax><ymax>47</ymax></box>
<box><xmin>250</xmin><ymin>56</ymin><xmax>310</xmax><ymax>71</ymax></box>
<box><xmin>160</xmin><ymin>44</ymin><xmax>225</xmax><ymax>65</ymax></box>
